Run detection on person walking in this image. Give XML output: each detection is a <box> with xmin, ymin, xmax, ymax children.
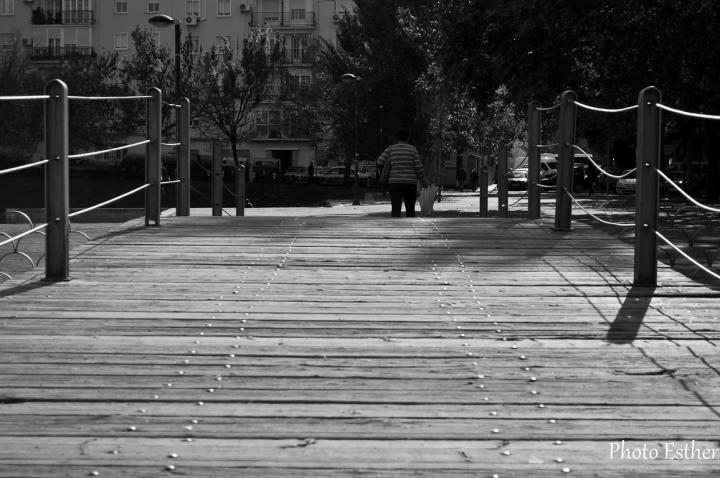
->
<box><xmin>377</xmin><ymin>128</ymin><xmax>428</xmax><ymax>217</ymax></box>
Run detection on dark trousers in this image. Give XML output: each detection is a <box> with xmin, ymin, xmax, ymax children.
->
<box><xmin>389</xmin><ymin>183</ymin><xmax>417</xmax><ymax>217</ymax></box>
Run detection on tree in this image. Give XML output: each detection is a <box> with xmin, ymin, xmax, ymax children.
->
<box><xmin>187</xmin><ymin>26</ymin><xmax>283</xmax><ymax>169</ymax></box>
<box><xmin>318</xmin><ymin>0</ymin><xmax>430</xmax><ymax>167</ymax></box>
<box><xmin>49</xmin><ymin>53</ymin><xmax>140</xmax><ymax>153</ymax></box>
<box><xmin>0</xmin><ymin>49</ymin><xmax>44</xmax><ymax>165</ymax></box>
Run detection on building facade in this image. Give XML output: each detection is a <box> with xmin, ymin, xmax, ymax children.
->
<box><xmin>0</xmin><ymin>0</ymin><xmax>354</xmax><ymax>172</ymax></box>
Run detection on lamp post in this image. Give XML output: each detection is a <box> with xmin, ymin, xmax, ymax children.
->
<box><xmin>341</xmin><ymin>73</ymin><xmax>361</xmax><ymax>205</ymax></box>
<box><xmin>148</xmin><ymin>14</ymin><xmax>181</xmax><ymax>103</ymax></box>
<box><xmin>149</xmin><ymin>14</ymin><xmax>187</xmax><ymax>214</ymax></box>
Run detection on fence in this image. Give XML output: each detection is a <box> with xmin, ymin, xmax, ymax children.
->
<box><xmin>0</xmin><ymin>79</ymin><xmax>191</xmax><ymax>282</ymax></box>
<box><xmin>525</xmin><ymin>86</ymin><xmax>719</xmax><ymax>287</ymax></box>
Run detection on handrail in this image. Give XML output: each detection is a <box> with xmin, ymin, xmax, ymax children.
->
<box><xmin>0</xmin><ymin>159</ymin><xmax>49</xmax><ymax>176</ymax></box>
<box><xmin>0</xmin><ymin>223</ymin><xmax>49</xmax><ymax>249</ymax></box>
<box><xmin>69</xmin><ymin>140</ymin><xmax>151</xmax><ymax>160</ymax></box>
<box><xmin>574</xmin><ymin>100</ymin><xmax>638</xmax><ymax>114</ymax></box>
<box><xmin>656</xmin><ymin>103</ymin><xmax>720</xmax><ymax>121</ymax></box>
<box><xmin>654</xmin><ymin>229</ymin><xmax>720</xmax><ymax>281</ymax></box>
<box><xmin>68</xmin><ymin>184</ymin><xmax>151</xmax><ymax>219</ymax></box>
<box><xmin>654</xmin><ymin>168</ymin><xmax>720</xmax><ymax>214</ymax></box>
<box><xmin>563</xmin><ymin>187</ymin><xmax>634</xmax><ymax>227</ymax></box>
<box><xmin>571</xmin><ymin>144</ymin><xmax>636</xmax><ymax>179</ymax></box>
<box><xmin>0</xmin><ymin>95</ymin><xmax>50</xmax><ymax>101</ymax></box>
<box><xmin>68</xmin><ymin>95</ymin><xmax>152</xmax><ymax>101</ymax></box>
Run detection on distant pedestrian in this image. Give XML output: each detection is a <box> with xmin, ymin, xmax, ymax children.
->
<box><xmin>457</xmin><ymin>168</ymin><xmax>467</xmax><ymax>191</ymax></box>
<box><xmin>307</xmin><ymin>162</ymin><xmax>314</xmax><ymax>185</ymax></box>
<box><xmin>470</xmin><ymin>169</ymin><xmax>479</xmax><ymax>191</ymax></box>
<box><xmin>377</xmin><ymin>128</ymin><xmax>428</xmax><ymax>217</ymax></box>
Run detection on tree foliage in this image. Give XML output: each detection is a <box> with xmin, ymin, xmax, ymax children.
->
<box><xmin>0</xmin><ymin>50</ymin><xmax>44</xmax><ymax>164</ymax></box>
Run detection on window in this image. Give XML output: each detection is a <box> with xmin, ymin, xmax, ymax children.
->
<box><xmin>256</xmin><ymin>110</ymin><xmax>281</xmax><ymax>138</ymax></box>
<box><xmin>146</xmin><ymin>2</ymin><xmax>160</xmax><ymax>13</ymax></box>
<box><xmin>186</xmin><ymin>0</ymin><xmax>201</xmax><ymax>16</ymax></box>
<box><xmin>0</xmin><ymin>33</ymin><xmax>15</xmax><ymax>50</ymax></box>
<box><xmin>215</xmin><ymin>35</ymin><xmax>230</xmax><ymax>48</ymax></box>
<box><xmin>290</xmin><ymin>9</ymin><xmax>305</xmax><ymax>20</ymax></box>
<box><xmin>115</xmin><ymin>1</ymin><xmax>128</xmax><ymax>13</ymax></box>
<box><xmin>291</xmin><ymin>35</ymin><xmax>307</xmax><ymax>62</ymax></box>
<box><xmin>217</xmin><ymin>0</ymin><xmax>231</xmax><ymax>16</ymax></box>
<box><xmin>114</xmin><ymin>32</ymin><xmax>128</xmax><ymax>50</ymax></box>
<box><xmin>0</xmin><ymin>0</ymin><xmax>14</xmax><ymax>15</ymax></box>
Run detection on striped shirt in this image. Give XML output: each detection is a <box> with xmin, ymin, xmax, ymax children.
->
<box><xmin>377</xmin><ymin>142</ymin><xmax>425</xmax><ymax>184</ymax></box>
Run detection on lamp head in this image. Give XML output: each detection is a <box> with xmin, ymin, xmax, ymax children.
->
<box><xmin>149</xmin><ymin>14</ymin><xmax>179</xmax><ymax>27</ymax></box>
<box><xmin>341</xmin><ymin>73</ymin><xmax>361</xmax><ymax>83</ymax></box>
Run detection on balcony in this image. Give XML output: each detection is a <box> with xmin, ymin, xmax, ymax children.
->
<box><xmin>31</xmin><ymin>46</ymin><xmax>96</xmax><ymax>61</ymax></box>
<box><xmin>250</xmin><ymin>10</ymin><xmax>316</xmax><ymax>28</ymax></box>
<box><xmin>32</xmin><ymin>8</ymin><xmax>96</xmax><ymax>25</ymax></box>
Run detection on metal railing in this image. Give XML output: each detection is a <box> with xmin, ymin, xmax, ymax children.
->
<box><xmin>528</xmin><ymin>87</ymin><xmax>720</xmax><ymax>286</ymax></box>
<box><xmin>0</xmin><ymin>80</ymin><xmax>192</xmax><ymax>282</ymax></box>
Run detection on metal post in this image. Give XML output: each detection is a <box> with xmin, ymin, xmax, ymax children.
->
<box><xmin>145</xmin><ymin>88</ymin><xmax>162</xmax><ymax>226</ymax></box>
<box><xmin>176</xmin><ymin>97</ymin><xmax>191</xmax><ymax>216</ymax></box>
<box><xmin>479</xmin><ymin>165</ymin><xmax>489</xmax><ymax>217</ymax></box>
<box><xmin>634</xmin><ymin>86</ymin><xmax>662</xmax><ymax>286</ymax></box>
<box><xmin>44</xmin><ymin>79</ymin><xmax>70</xmax><ymax>281</ymax></box>
<box><xmin>212</xmin><ymin>142</ymin><xmax>223</xmax><ymax>216</ymax></box>
<box><xmin>236</xmin><ymin>164</ymin><xmax>246</xmax><ymax>216</ymax></box>
<box><xmin>497</xmin><ymin>146</ymin><xmax>508</xmax><ymax>217</ymax></box>
<box><xmin>352</xmin><ymin>87</ymin><xmax>360</xmax><ymax>205</ymax></box>
<box><xmin>553</xmin><ymin>90</ymin><xmax>577</xmax><ymax>231</ymax></box>
<box><xmin>527</xmin><ymin>100</ymin><xmax>541</xmax><ymax>219</ymax></box>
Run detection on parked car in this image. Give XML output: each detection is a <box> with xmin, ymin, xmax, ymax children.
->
<box><xmin>508</xmin><ymin>168</ymin><xmax>529</xmax><ymax>190</ymax></box>
<box><xmin>615</xmin><ymin>169</ymin><xmax>637</xmax><ymax>194</ymax></box>
<box><xmin>283</xmin><ymin>166</ymin><xmax>308</xmax><ymax>183</ymax></box>
<box><xmin>316</xmin><ymin>166</ymin><xmax>370</xmax><ymax>186</ymax></box>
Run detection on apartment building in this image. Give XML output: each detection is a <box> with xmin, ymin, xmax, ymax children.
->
<box><xmin>0</xmin><ymin>0</ymin><xmax>354</xmax><ymax>171</ymax></box>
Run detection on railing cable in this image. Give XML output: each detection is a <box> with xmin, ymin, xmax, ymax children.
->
<box><xmin>571</xmin><ymin>144</ymin><xmax>636</xmax><ymax>179</ymax></box>
<box><xmin>0</xmin><ymin>223</ymin><xmax>49</xmax><ymax>249</ymax></box>
<box><xmin>68</xmin><ymin>95</ymin><xmax>152</xmax><ymax>101</ymax></box>
<box><xmin>654</xmin><ymin>229</ymin><xmax>720</xmax><ymax>281</ymax></box>
<box><xmin>67</xmin><ymin>184</ymin><xmax>151</xmax><ymax>219</ymax></box>
<box><xmin>69</xmin><ymin>140</ymin><xmax>151</xmax><ymax>160</ymax></box>
<box><xmin>656</xmin><ymin>103</ymin><xmax>720</xmax><ymax>121</ymax></box>
<box><xmin>654</xmin><ymin>168</ymin><xmax>720</xmax><ymax>213</ymax></box>
<box><xmin>0</xmin><ymin>159</ymin><xmax>49</xmax><ymax>176</ymax></box>
<box><xmin>0</xmin><ymin>95</ymin><xmax>50</xmax><ymax>101</ymax></box>
<box><xmin>537</xmin><ymin>103</ymin><xmax>560</xmax><ymax>112</ymax></box>
<box><xmin>564</xmin><ymin>187</ymin><xmax>634</xmax><ymax>227</ymax></box>
<box><xmin>574</xmin><ymin>100</ymin><xmax>638</xmax><ymax>114</ymax></box>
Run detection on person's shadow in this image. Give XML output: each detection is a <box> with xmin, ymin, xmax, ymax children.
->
<box><xmin>606</xmin><ymin>286</ymin><xmax>655</xmax><ymax>344</ymax></box>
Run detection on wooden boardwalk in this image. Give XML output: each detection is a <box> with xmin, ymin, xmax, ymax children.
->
<box><xmin>0</xmin><ymin>214</ymin><xmax>719</xmax><ymax>477</ymax></box>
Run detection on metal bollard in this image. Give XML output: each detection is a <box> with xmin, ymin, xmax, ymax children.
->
<box><xmin>497</xmin><ymin>146</ymin><xmax>508</xmax><ymax>217</ymax></box>
<box><xmin>236</xmin><ymin>164</ymin><xmax>245</xmax><ymax>217</ymax></box>
<box><xmin>176</xmin><ymin>97</ymin><xmax>191</xmax><ymax>216</ymax></box>
<box><xmin>633</xmin><ymin>86</ymin><xmax>662</xmax><ymax>287</ymax></box>
<box><xmin>145</xmin><ymin>88</ymin><xmax>162</xmax><ymax>226</ymax></box>
<box><xmin>527</xmin><ymin>101</ymin><xmax>541</xmax><ymax>219</ymax></box>
<box><xmin>553</xmin><ymin>90</ymin><xmax>577</xmax><ymax>231</ymax></box>
<box><xmin>44</xmin><ymin>79</ymin><xmax>70</xmax><ymax>281</ymax></box>
<box><xmin>212</xmin><ymin>142</ymin><xmax>223</xmax><ymax>216</ymax></box>
<box><xmin>479</xmin><ymin>165</ymin><xmax>489</xmax><ymax>217</ymax></box>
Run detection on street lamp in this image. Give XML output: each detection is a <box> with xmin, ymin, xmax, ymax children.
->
<box><xmin>149</xmin><ymin>14</ymin><xmax>185</xmax><ymax>214</ymax></box>
<box><xmin>341</xmin><ymin>73</ymin><xmax>361</xmax><ymax>205</ymax></box>
<box><xmin>148</xmin><ymin>14</ymin><xmax>181</xmax><ymax>103</ymax></box>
